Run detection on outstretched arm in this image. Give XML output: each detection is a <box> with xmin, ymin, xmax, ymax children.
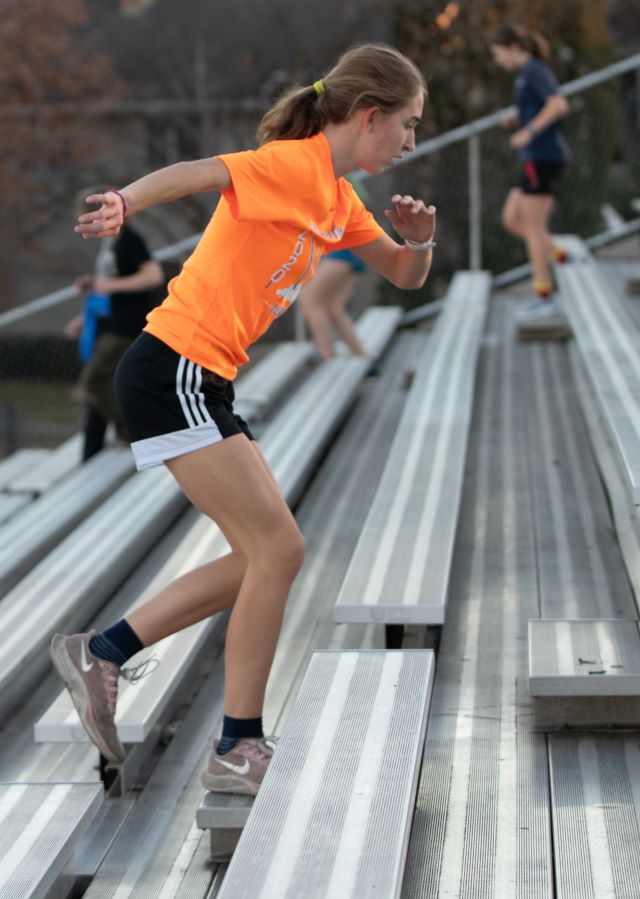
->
<box><xmin>354</xmin><ymin>194</ymin><xmax>437</xmax><ymax>289</ymax></box>
<box><xmin>75</xmin><ymin>158</ymin><xmax>231</xmax><ymax>239</ymax></box>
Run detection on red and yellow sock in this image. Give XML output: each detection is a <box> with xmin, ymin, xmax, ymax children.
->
<box><xmin>534</xmin><ymin>281</ymin><xmax>552</xmax><ymax>299</ymax></box>
<box><xmin>551</xmin><ymin>245</ymin><xmax>568</xmax><ymax>264</ymax></box>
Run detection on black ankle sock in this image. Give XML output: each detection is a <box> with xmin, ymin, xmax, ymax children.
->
<box><xmin>89</xmin><ymin>619</ymin><xmax>144</xmax><ymax>667</ymax></box>
<box><xmin>217</xmin><ymin>715</ymin><xmax>263</xmax><ymax>756</ymax></box>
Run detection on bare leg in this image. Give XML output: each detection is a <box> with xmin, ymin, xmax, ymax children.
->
<box><xmin>502</xmin><ymin>188</ymin><xmax>554</xmax><ymax>267</ymax></box>
<box><xmin>127</xmin><ymin>434</ymin><xmax>304</xmax><ymax>718</ymax></box>
<box><xmin>501</xmin><ymin>187</ymin><xmax>527</xmax><ymax>239</ymax></box>
<box><xmin>127</xmin><ymin>550</ymin><xmax>248</xmax><ymax>643</ymax></box>
<box><xmin>300</xmin><ymin>258</ymin><xmax>360</xmax><ymax>360</ymax></box>
<box><xmin>325</xmin><ymin>275</ymin><xmax>366</xmax><ymax>357</ymax></box>
<box><xmin>519</xmin><ymin>194</ymin><xmax>555</xmax><ymax>289</ymax></box>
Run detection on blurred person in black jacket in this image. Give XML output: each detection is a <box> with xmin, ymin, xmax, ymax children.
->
<box><xmin>66</xmin><ymin>198</ymin><xmax>164</xmax><ymax>460</ymax></box>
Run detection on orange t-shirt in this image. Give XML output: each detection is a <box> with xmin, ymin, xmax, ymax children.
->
<box><xmin>144</xmin><ymin>132</ymin><xmax>383</xmax><ymax>379</ymax></box>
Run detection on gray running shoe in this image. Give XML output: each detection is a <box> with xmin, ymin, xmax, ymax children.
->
<box><xmin>201</xmin><ymin>737</ymin><xmax>276</xmax><ymax>795</ymax></box>
<box><xmin>513</xmin><ymin>298</ymin><xmax>560</xmax><ymax>323</ymax></box>
<box><xmin>50</xmin><ymin>631</ymin><xmax>125</xmax><ymax>762</ymax></box>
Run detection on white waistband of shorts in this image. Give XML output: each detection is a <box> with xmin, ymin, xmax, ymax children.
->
<box><xmin>131</xmin><ymin>421</ymin><xmax>223</xmax><ymax>470</ymax></box>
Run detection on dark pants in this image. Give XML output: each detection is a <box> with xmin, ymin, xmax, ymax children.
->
<box><xmin>80</xmin><ymin>333</ymin><xmax>133</xmax><ymax>460</ymax></box>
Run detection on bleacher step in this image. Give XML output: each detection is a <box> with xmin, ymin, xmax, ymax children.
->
<box><xmin>549</xmin><ymin>733</ymin><xmax>640</xmax><ymax>898</ymax></box>
<box><xmin>209</xmin><ymin>649</ymin><xmax>434</xmax><ymax>899</ymax></box>
<box><xmin>0</xmin><ymin>782</ymin><xmax>103</xmax><ymax>899</ymax></box>
<box><xmin>197</xmin><ymin>791</ymin><xmax>253</xmax><ymax>830</ymax></box>
<box><xmin>517</xmin><ymin>314</ymin><xmax>572</xmax><ymax>341</ymax></box>
<box><xmin>529</xmin><ymin>619</ymin><xmax>640</xmax><ymax>696</ymax></box>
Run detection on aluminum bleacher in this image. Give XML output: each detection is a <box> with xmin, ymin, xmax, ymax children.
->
<box><xmin>334</xmin><ymin>271</ymin><xmax>490</xmax><ymax>639</ymax></box>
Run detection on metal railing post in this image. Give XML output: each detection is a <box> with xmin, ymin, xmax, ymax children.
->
<box><xmin>468</xmin><ymin>135</ymin><xmax>482</xmax><ymax>270</ymax></box>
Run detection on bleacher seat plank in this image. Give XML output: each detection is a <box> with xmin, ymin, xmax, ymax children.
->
<box><xmin>213</xmin><ymin>649</ymin><xmax>434</xmax><ymax>899</ymax></box>
<box><xmin>349</xmin><ymin>305</ymin><xmax>402</xmax><ymax>360</ymax></box>
<box><xmin>0</xmin><ymin>467</ymin><xmax>187</xmax><ymax>717</ymax></box>
<box><xmin>234</xmin><ymin>341</ymin><xmax>316</xmax><ymax>422</ymax></box>
<box><xmin>556</xmin><ymin>237</ymin><xmax>640</xmax><ymax>504</ymax></box>
<box><xmin>529</xmin><ymin>619</ymin><xmax>640</xmax><ymax>696</ymax></box>
<box><xmin>265</xmin><ymin>354</ymin><xmax>369</xmax><ymax>502</ymax></box>
<box><xmin>0</xmin><ymin>492</ymin><xmax>31</xmax><ymax>526</ymax></box>
<box><xmin>8</xmin><ymin>434</ymin><xmax>83</xmax><ymax>495</ymax></box>
<box><xmin>569</xmin><ymin>342</ymin><xmax>640</xmax><ymax>610</ymax></box>
<box><xmin>0</xmin><ymin>782</ymin><xmax>103</xmax><ymax>899</ymax></box>
<box><xmin>0</xmin><ymin>449</ymin><xmax>49</xmax><ymax>492</ymax></box>
<box><xmin>334</xmin><ymin>272</ymin><xmax>490</xmax><ymax>626</ymax></box>
<box><xmin>549</xmin><ymin>733</ymin><xmax>640</xmax><ymax>898</ymax></box>
<box><xmin>0</xmin><ymin>448</ymin><xmax>133</xmax><ymax>597</ymax></box>
<box><xmin>401</xmin><ymin>298</ymin><xmax>445</xmax><ymax>327</ymax></box>
<box><xmin>233</xmin><ymin>308</ymin><xmax>399</xmax><ymax>424</ymax></box>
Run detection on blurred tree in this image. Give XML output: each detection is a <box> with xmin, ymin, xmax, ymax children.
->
<box><xmin>0</xmin><ymin>0</ymin><xmax>121</xmax><ymax>306</ymax></box>
<box><xmin>394</xmin><ymin>0</ymin><xmax>614</xmax><ymax>127</ymax></box>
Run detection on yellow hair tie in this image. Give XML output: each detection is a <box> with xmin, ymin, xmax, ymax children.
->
<box><xmin>312</xmin><ymin>79</ymin><xmax>325</xmax><ymax>97</ymax></box>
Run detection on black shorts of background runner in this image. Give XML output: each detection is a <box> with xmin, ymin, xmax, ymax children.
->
<box><xmin>114</xmin><ymin>332</ymin><xmax>254</xmax><ymax>471</ymax></box>
<box><xmin>518</xmin><ymin>160</ymin><xmax>566</xmax><ymax>195</ymax></box>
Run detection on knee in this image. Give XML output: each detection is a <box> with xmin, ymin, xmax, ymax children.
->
<box><xmin>285</xmin><ymin>528</ymin><xmax>306</xmax><ymax>575</ymax></box>
<box><xmin>325</xmin><ymin>305</ymin><xmax>340</xmax><ymax>325</ymax></box>
<box><xmin>502</xmin><ymin>208</ymin><xmax>519</xmax><ymax>235</ymax></box>
<box><xmin>270</xmin><ymin>526</ymin><xmax>306</xmax><ymax>579</ymax></box>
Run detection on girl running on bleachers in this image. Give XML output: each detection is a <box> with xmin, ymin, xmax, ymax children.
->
<box><xmin>490</xmin><ymin>25</ymin><xmax>570</xmax><ymax>323</ymax></box>
<box><xmin>51</xmin><ymin>42</ymin><xmax>437</xmax><ymax>796</ymax></box>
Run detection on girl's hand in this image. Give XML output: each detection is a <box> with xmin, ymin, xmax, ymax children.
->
<box><xmin>92</xmin><ymin>276</ymin><xmax>116</xmax><ymax>294</ymax></box>
<box><xmin>509</xmin><ymin>129</ymin><xmax>532</xmax><ymax>150</ymax></box>
<box><xmin>74</xmin><ymin>191</ymin><xmax>125</xmax><ymax>239</ymax></box>
<box><xmin>502</xmin><ymin>113</ymin><xmax>519</xmax><ymax>130</ymax></box>
<box><xmin>64</xmin><ymin>315</ymin><xmax>83</xmax><ymax>339</ymax></box>
<box><xmin>384</xmin><ymin>195</ymin><xmax>436</xmax><ymax>244</ymax></box>
<box><xmin>74</xmin><ymin>274</ymin><xmax>93</xmax><ymax>294</ymax></box>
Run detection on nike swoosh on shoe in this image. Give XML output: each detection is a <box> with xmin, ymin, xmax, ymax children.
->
<box><xmin>217</xmin><ymin>757</ymin><xmax>250</xmax><ymax>776</ymax></box>
<box><xmin>80</xmin><ymin>641</ymin><xmax>94</xmax><ymax>672</ymax></box>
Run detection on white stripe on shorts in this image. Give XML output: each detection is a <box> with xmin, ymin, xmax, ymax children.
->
<box><xmin>176</xmin><ymin>356</ymin><xmax>214</xmax><ymax>428</ymax></box>
<box><xmin>130</xmin><ymin>422</ymin><xmax>223</xmax><ymax>470</ymax></box>
<box><xmin>193</xmin><ymin>364</ymin><xmax>213</xmax><ymax>424</ymax></box>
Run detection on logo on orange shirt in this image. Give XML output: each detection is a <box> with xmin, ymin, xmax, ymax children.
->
<box><xmin>309</xmin><ymin>221</ymin><xmax>345</xmax><ymax>241</ymax></box>
<box><xmin>263</xmin><ymin>229</ymin><xmax>318</xmax><ymax>317</ymax></box>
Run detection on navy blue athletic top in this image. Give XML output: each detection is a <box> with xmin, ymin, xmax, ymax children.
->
<box><xmin>514</xmin><ymin>58</ymin><xmax>569</xmax><ymax>164</ymax></box>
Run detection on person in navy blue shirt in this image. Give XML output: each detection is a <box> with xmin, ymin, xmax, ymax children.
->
<box><xmin>490</xmin><ymin>25</ymin><xmax>570</xmax><ymax>322</ymax></box>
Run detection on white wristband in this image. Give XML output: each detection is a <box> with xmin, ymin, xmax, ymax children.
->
<box><xmin>404</xmin><ymin>238</ymin><xmax>437</xmax><ymax>251</ymax></box>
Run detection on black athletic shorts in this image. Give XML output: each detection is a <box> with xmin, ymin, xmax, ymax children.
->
<box><xmin>519</xmin><ymin>160</ymin><xmax>566</xmax><ymax>196</ymax></box>
<box><xmin>114</xmin><ymin>332</ymin><xmax>254</xmax><ymax>471</ymax></box>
